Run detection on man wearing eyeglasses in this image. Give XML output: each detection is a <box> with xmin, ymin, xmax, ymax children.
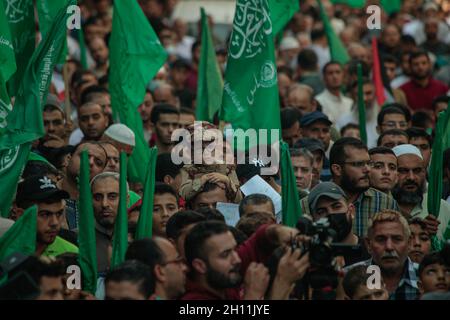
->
<box><xmin>392</xmin><ymin>144</ymin><xmax>450</xmax><ymax>241</ymax></box>
<box><xmin>301</xmin><ymin>138</ymin><xmax>399</xmax><ymax>237</ymax></box>
<box><xmin>376</xmin><ymin>105</ymin><xmax>410</xmax><ymax>135</ymax></box>
<box><xmin>15</xmin><ymin>175</ymin><xmax>78</xmax><ymax>257</ymax></box>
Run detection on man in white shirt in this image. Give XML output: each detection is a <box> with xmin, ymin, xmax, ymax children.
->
<box><xmin>315</xmin><ymin>62</ymin><xmax>353</xmax><ymax>123</ymax></box>
<box><xmin>336</xmin><ymin>78</ymin><xmax>380</xmax><ymax>149</ymax></box>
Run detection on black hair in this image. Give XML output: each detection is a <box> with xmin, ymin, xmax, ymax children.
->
<box><xmin>155</xmin><ymin>153</ymin><xmax>183</xmax><ymax>182</ymax></box>
<box><xmin>418</xmin><ymin>251</ymin><xmax>450</xmax><ymax>277</ymax></box>
<box><xmin>369</xmin><ymin>146</ymin><xmax>396</xmax><ymax>157</ymax></box>
<box><xmin>239</xmin><ymin>194</ymin><xmax>274</xmax><ymax>217</ymax></box>
<box><xmin>406</xmin><ymin>127</ymin><xmax>433</xmax><ymax>146</ymax></box>
<box><xmin>297</xmin><ymin>49</ymin><xmax>318</xmax><ymax>71</ymax></box>
<box><xmin>236</xmin><ymin>212</ymin><xmax>276</xmax><ymax>238</ymax></box>
<box><xmin>80</xmin><ymin>85</ymin><xmax>109</xmax><ymax>105</ymax></box>
<box><xmin>408</xmin><ymin>217</ymin><xmax>429</xmax><ymax>234</ymax></box>
<box><xmin>347</xmin><ymin>60</ymin><xmax>370</xmax><ymax>79</ymax></box>
<box><xmin>349</xmin><ymin>76</ymin><xmax>372</xmax><ymax>91</ymax></box>
<box><xmin>340</xmin><ymin>123</ymin><xmax>359</xmax><ymax>136</ymax></box>
<box><xmin>330</xmin><ymin>137</ymin><xmax>368</xmax><ymax>166</ymax></box>
<box><xmin>196</xmin><ymin>207</ymin><xmax>226</xmax><ymax>222</ymax></box>
<box><xmin>411</xmin><ymin>111</ymin><xmax>433</xmax><ymax>129</ymax></box>
<box><xmin>377</xmin><ymin>129</ymin><xmax>409</xmax><ymax>146</ymax></box>
<box><xmin>342</xmin><ymin>265</ymin><xmax>373</xmax><ymax>299</ymax></box>
<box><xmin>310</xmin><ymin>28</ymin><xmax>326</xmax><ymax>42</ymax></box>
<box><xmin>150</xmin><ymin>103</ymin><xmax>180</xmax><ymax>124</ymax></box>
<box><xmin>281</xmin><ymin>107</ymin><xmax>302</xmax><ymax>130</ymax></box>
<box><xmin>154</xmin><ymin>182</ymin><xmax>179</xmax><ymax>201</ymax></box>
<box><xmin>105</xmin><ymin>260</ymin><xmax>154</xmax><ymax>299</ymax></box>
<box><xmin>382</xmin><ymin>54</ymin><xmax>399</xmax><ymax>65</ymax></box>
<box><xmin>43</xmin><ymin>104</ymin><xmax>65</xmax><ymax>118</ymax></box>
<box><xmin>184</xmin><ymin>221</ymin><xmax>230</xmax><ymax>266</ymax></box>
<box><xmin>322</xmin><ymin>60</ymin><xmax>342</xmax><ymax>75</ymax></box>
<box><xmin>228</xmin><ymin>226</ymin><xmax>248</xmax><ymax>246</ymax></box>
<box><xmin>125</xmin><ymin>238</ymin><xmax>165</xmax><ymax>273</ymax></box>
<box><xmin>179</xmin><ymin>107</ymin><xmax>195</xmax><ymax>116</ymax></box>
<box><xmin>432</xmin><ymin>95</ymin><xmax>450</xmax><ymax>111</ymax></box>
<box><xmin>377</xmin><ymin>105</ymin><xmax>409</xmax><ymax>126</ymax></box>
<box><xmin>165</xmin><ymin>210</ymin><xmax>206</xmax><ymax>240</ymax></box>
<box><xmin>277</xmin><ymin>66</ymin><xmax>293</xmax><ymax>79</ymax></box>
<box><xmin>445</xmin><ymin>148</ymin><xmax>450</xmax><ymax>171</ymax></box>
<box><xmin>400</xmin><ymin>34</ymin><xmax>416</xmax><ymax>46</ymax></box>
<box><xmin>409</xmin><ymin>50</ymin><xmax>429</xmax><ymax>64</ymax></box>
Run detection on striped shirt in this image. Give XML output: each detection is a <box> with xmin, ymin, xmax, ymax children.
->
<box><xmin>300</xmin><ymin>187</ymin><xmax>399</xmax><ymax>237</ymax></box>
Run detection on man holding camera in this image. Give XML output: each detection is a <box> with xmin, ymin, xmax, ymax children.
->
<box><xmin>307</xmin><ymin>182</ymin><xmax>369</xmax><ymax>266</ymax></box>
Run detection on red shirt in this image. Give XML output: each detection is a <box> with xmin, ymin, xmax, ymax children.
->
<box><xmin>400</xmin><ymin>77</ymin><xmax>449</xmax><ymax>111</ymax></box>
<box><xmin>181</xmin><ymin>224</ymin><xmax>274</xmax><ymax>300</ymax></box>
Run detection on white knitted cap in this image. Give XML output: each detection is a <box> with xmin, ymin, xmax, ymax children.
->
<box><xmin>104</xmin><ymin>124</ymin><xmax>135</xmax><ymax>147</ymax></box>
<box><xmin>392</xmin><ymin>144</ymin><xmax>423</xmax><ymax>160</ymax></box>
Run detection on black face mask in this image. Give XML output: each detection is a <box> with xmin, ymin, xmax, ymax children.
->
<box><xmin>328</xmin><ymin>213</ymin><xmax>352</xmax><ymax>242</ymax></box>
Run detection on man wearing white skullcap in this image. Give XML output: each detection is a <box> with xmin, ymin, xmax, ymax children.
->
<box><xmin>102</xmin><ymin>123</ymin><xmax>135</xmax><ymax>156</ymax></box>
<box><xmin>392</xmin><ymin>144</ymin><xmax>450</xmax><ymax>241</ymax></box>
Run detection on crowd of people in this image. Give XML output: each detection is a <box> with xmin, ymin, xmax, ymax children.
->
<box><xmin>1</xmin><ymin>0</ymin><xmax>450</xmax><ymax>301</ymax></box>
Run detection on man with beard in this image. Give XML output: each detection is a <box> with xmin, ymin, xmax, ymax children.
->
<box><xmin>336</xmin><ymin>78</ymin><xmax>380</xmax><ymax>148</ymax></box>
<box><xmin>400</xmin><ymin>50</ymin><xmax>449</xmax><ymax>111</ymax></box>
<box><xmin>392</xmin><ymin>144</ymin><xmax>450</xmax><ymax>241</ymax></box>
<box><xmin>138</xmin><ymin>90</ymin><xmax>154</xmax><ymax>143</ymax></box>
<box><xmin>125</xmin><ymin>237</ymin><xmax>188</xmax><ymax>300</ymax></box>
<box><xmin>301</xmin><ymin>138</ymin><xmax>399</xmax><ymax>237</ymax></box>
<box><xmin>308</xmin><ymin>182</ymin><xmax>369</xmax><ymax>266</ymax></box>
<box><xmin>368</xmin><ymin>147</ymin><xmax>398</xmax><ymax>194</ymax></box>
<box><xmin>91</xmin><ymin>172</ymin><xmax>122</xmax><ymax>274</ymax></box>
<box><xmin>346</xmin><ymin>210</ymin><xmax>420</xmax><ymax>300</ymax></box>
<box><xmin>182</xmin><ymin>221</ymin><xmax>310</xmax><ymax>300</ymax></box>
<box><xmin>150</xmin><ymin>103</ymin><xmax>180</xmax><ymax>154</ymax></box>
<box><xmin>89</xmin><ymin>37</ymin><xmax>109</xmax><ymax>78</ymax></box>
<box><xmin>62</xmin><ymin>142</ymin><xmax>107</xmax><ymax>230</ymax></box>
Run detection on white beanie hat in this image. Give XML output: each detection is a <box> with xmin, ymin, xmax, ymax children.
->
<box><xmin>279</xmin><ymin>37</ymin><xmax>300</xmax><ymax>51</ymax></box>
<box><xmin>104</xmin><ymin>124</ymin><xmax>135</xmax><ymax>147</ymax></box>
<box><xmin>392</xmin><ymin>144</ymin><xmax>423</xmax><ymax>160</ymax></box>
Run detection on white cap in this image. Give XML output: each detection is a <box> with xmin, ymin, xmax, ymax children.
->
<box><xmin>104</xmin><ymin>124</ymin><xmax>135</xmax><ymax>147</ymax></box>
<box><xmin>392</xmin><ymin>144</ymin><xmax>423</xmax><ymax>160</ymax></box>
<box><xmin>279</xmin><ymin>37</ymin><xmax>300</xmax><ymax>51</ymax></box>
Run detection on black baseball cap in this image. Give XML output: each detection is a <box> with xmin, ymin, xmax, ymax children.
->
<box><xmin>294</xmin><ymin>138</ymin><xmax>325</xmax><ymax>155</ymax></box>
<box><xmin>16</xmin><ymin>175</ymin><xmax>69</xmax><ymax>205</ymax></box>
<box><xmin>308</xmin><ymin>182</ymin><xmax>347</xmax><ymax>213</ymax></box>
<box><xmin>300</xmin><ymin>111</ymin><xmax>332</xmax><ymax>128</ymax></box>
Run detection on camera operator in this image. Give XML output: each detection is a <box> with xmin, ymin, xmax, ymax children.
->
<box><xmin>307</xmin><ymin>182</ymin><xmax>370</xmax><ymax>266</ymax></box>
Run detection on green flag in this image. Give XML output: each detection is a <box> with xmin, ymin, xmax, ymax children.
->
<box><xmin>330</xmin><ymin>0</ymin><xmax>365</xmax><ymax>8</ymax></box>
<box><xmin>270</xmin><ymin>0</ymin><xmax>300</xmax><ymax>36</ymax></box>
<box><xmin>428</xmin><ymin>107</ymin><xmax>450</xmax><ymax>247</ymax></box>
<box><xmin>111</xmin><ymin>152</ymin><xmax>129</xmax><ymax>268</ymax></box>
<box><xmin>3</xmin><ymin>0</ymin><xmax>35</xmax><ymax>97</ymax></box>
<box><xmin>220</xmin><ymin>0</ymin><xmax>281</xmax><ymax>150</ymax></box>
<box><xmin>357</xmin><ymin>63</ymin><xmax>368</xmax><ymax>146</ymax></box>
<box><xmin>317</xmin><ymin>0</ymin><xmax>350</xmax><ymax>65</ymax></box>
<box><xmin>0</xmin><ymin>205</ymin><xmax>37</xmax><ymax>260</ymax></box>
<box><xmin>281</xmin><ymin>141</ymin><xmax>302</xmax><ymax>227</ymax></box>
<box><xmin>135</xmin><ymin>147</ymin><xmax>158</xmax><ymax>240</ymax></box>
<box><xmin>36</xmin><ymin>0</ymin><xmax>70</xmax><ymax>64</ymax></box>
<box><xmin>78</xmin><ymin>27</ymin><xmax>88</xmax><ymax>70</ymax></box>
<box><xmin>381</xmin><ymin>0</ymin><xmax>402</xmax><ymax>15</ymax></box>
<box><xmin>77</xmin><ymin>150</ymin><xmax>98</xmax><ymax>294</ymax></box>
<box><xmin>0</xmin><ymin>0</ymin><xmax>16</xmax><ymax>136</ymax></box>
<box><xmin>0</xmin><ymin>0</ymin><xmax>76</xmax><ymax>150</ymax></box>
<box><xmin>196</xmin><ymin>8</ymin><xmax>223</xmax><ymax>123</ymax></box>
<box><xmin>109</xmin><ymin>0</ymin><xmax>167</xmax><ymax>184</ymax></box>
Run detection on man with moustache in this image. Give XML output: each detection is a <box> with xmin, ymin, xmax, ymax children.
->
<box><xmin>91</xmin><ymin>172</ymin><xmax>122</xmax><ymax>274</ymax></box>
<box><xmin>400</xmin><ymin>50</ymin><xmax>448</xmax><ymax>111</ymax></box>
<box><xmin>301</xmin><ymin>138</ymin><xmax>398</xmax><ymax>237</ymax></box>
<box><xmin>346</xmin><ymin>210</ymin><xmax>420</xmax><ymax>300</ymax></box>
<box><xmin>392</xmin><ymin>144</ymin><xmax>450</xmax><ymax>241</ymax></box>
